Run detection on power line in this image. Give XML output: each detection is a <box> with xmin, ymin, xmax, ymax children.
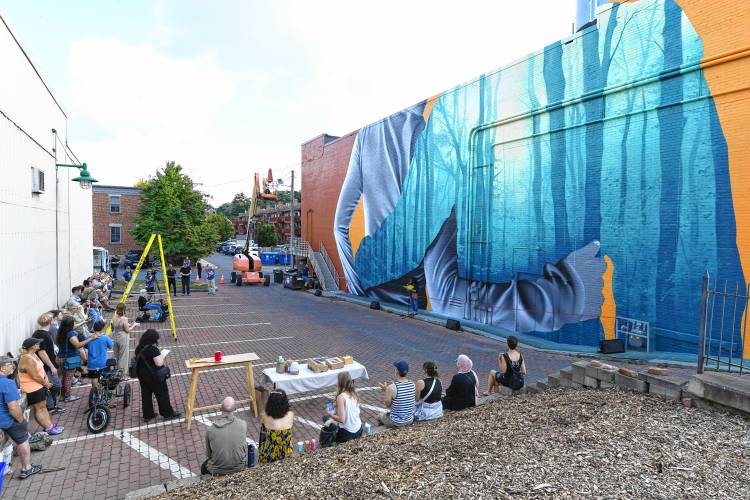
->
<box><xmin>202</xmin><ymin>161</ymin><xmax>301</xmax><ymax>188</ymax></box>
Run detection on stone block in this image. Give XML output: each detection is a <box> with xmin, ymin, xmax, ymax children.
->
<box><xmin>537</xmin><ymin>378</ymin><xmax>549</xmax><ymax>391</ymax></box>
<box><xmin>547</xmin><ymin>373</ymin><xmax>561</xmax><ymax>387</ymax></box>
<box><xmin>571</xmin><ymin>361</ymin><xmax>589</xmax><ymax>385</ymax></box>
<box><xmin>558</xmin><ymin>374</ymin><xmax>573</xmax><ymax>387</ymax></box>
<box><xmin>599</xmin><ymin>381</ymin><xmax>614</xmax><ymax>389</ymax></box>
<box><xmin>614</xmin><ymin>372</ymin><xmax>648</xmax><ymax>393</ymax></box>
<box><xmin>125</xmin><ymin>485</ymin><xmax>167</xmax><ymax>500</ymax></box>
<box><xmin>687</xmin><ymin>372</ymin><xmax>750</xmax><ymax>414</ymax></box>
<box><xmin>619</xmin><ymin>367</ymin><xmax>638</xmax><ymax>378</ymax></box>
<box><xmin>166</xmin><ymin>476</ymin><xmax>202</xmax><ymax>491</ymax></box>
<box><xmin>526</xmin><ymin>383</ymin><xmax>539</xmax><ymax>394</ymax></box>
<box><xmin>641</xmin><ymin>373</ymin><xmax>688</xmax><ymax>401</ymax></box>
<box><xmin>594</xmin><ymin>366</ymin><xmax>617</xmax><ymax>383</ymax></box>
<box><xmin>583</xmin><ymin>376</ymin><xmax>599</xmax><ymax>388</ymax></box>
<box><xmin>559</xmin><ymin>366</ymin><xmax>573</xmax><ymax>381</ymax></box>
<box><xmin>647</xmin><ymin>366</ymin><xmax>669</xmax><ymax>376</ymax></box>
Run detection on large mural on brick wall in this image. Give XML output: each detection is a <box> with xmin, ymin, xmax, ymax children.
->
<box><xmin>333</xmin><ymin>0</ymin><xmax>746</xmax><ymax>354</ymax></box>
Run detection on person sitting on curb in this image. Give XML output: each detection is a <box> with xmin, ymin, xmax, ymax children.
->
<box><xmin>327</xmin><ymin>372</ymin><xmax>363</xmax><ymax>443</ymax></box>
<box><xmin>485</xmin><ymin>335</ymin><xmax>526</xmax><ymax>395</ymax></box>
<box><xmin>442</xmin><ymin>354</ymin><xmax>479</xmax><ymax>411</ymax></box>
<box><xmin>201</xmin><ymin>397</ymin><xmax>248</xmax><ymax>476</ymax></box>
<box><xmin>0</xmin><ymin>355</ymin><xmax>43</xmax><ymax>479</ymax></box>
<box><xmin>414</xmin><ymin>361</ymin><xmax>443</xmax><ymax>421</ymax></box>
<box><xmin>258</xmin><ymin>390</ymin><xmax>293</xmax><ymax>463</ymax></box>
<box><xmin>377</xmin><ymin>360</ymin><xmax>415</xmax><ymax>428</ymax></box>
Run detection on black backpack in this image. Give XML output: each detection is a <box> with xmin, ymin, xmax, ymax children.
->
<box><xmin>503</xmin><ymin>353</ymin><xmax>525</xmax><ymax>390</ymax></box>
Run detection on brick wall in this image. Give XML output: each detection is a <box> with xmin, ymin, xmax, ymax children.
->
<box><xmin>301</xmin><ymin>132</ymin><xmax>357</xmax><ymax>290</ymax></box>
<box><xmin>93</xmin><ymin>191</ymin><xmax>142</xmax><ymax>256</ymax></box>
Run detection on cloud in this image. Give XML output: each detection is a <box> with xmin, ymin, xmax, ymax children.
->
<box><xmin>67</xmin><ymin>37</ymin><xmax>235</xmax><ymax>137</ymax></box>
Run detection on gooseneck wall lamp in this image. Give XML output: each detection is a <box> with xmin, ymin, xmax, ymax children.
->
<box><xmin>55</xmin><ymin>162</ymin><xmax>98</xmax><ymax>189</ymax></box>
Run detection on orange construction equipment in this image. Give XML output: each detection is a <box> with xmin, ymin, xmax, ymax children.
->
<box><xmin>232</xmin><ymin>169</ymin><xmax>274</xmax><ymax>287</ymax></box>
<box><xmin>219</xmin><ymin>275</ymin><xmax>225</xmax><ymax>285</ymax></box>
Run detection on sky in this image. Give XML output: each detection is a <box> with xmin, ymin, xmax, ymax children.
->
<box><xmin>1</xmin><ymin>0</ymin><xmax>576</xmax><ymax>205</ymax></box>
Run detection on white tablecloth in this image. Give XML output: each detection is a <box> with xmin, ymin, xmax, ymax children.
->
<box><xmin>261</xmin><ymin>361</ymin><xmax>369</xmax><ymax>395</ymax></box>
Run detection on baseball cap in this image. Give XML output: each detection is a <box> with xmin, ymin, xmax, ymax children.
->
<box><xmin>393</xmin><ymin>360</ymin><xmax>409</xmax><ymax>376</ymax></box>
<box><xmin>22</xmin><ymin>338</ymin><xmax>42</xmax><ymax>349</ymax></box>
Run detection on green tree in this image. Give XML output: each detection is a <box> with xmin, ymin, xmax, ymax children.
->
<box><xmin>256</xmin><ymin>223</ymin><xmax>278</xmax><ymax>247</ymax></box>
<box><xmin>206</xmin><ymin>212</ymin><xmax>235</xmax><ymax>241</ymax></box>
<box><xmin>216</xmin><ymin>192</ymin><xmax>250</xmax><ymax>217</ymax></box>
<box><xmin>131</xmin><ymin>161</ymin><xmax>216</xmax><ymax>263</ymax></box>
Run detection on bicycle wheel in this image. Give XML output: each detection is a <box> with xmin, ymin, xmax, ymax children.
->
<box><xmin>87</xmin><ymin>405</ymin><xmax>111</xmax><ymax>434</ymax></box>
<box><xmin>123</xmin><ymin>384</ymin><xmax>132</xmax><ymax>408</ymax></box>
<box><xmin>88</xmin><ymin>388</ymin><xmax>100</xmax><ymax>409</ymax></box>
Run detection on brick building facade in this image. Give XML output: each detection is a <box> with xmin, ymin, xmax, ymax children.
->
<box><xmin>92</xmin><ymin>185</ymin><xmax>143</xmax><ymax>256</ymax></box>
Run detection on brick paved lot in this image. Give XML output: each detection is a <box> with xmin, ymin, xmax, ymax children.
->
<box><xmin>1</xmin><ymin>254</ymin><xmax>677</xmax><ymax>500</ymax></box>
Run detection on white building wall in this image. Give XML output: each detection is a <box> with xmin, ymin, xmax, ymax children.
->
<box><xmin>0</xmin><ymin>12</ymin><xmax>92</xmax><ymax>356</ymax></box>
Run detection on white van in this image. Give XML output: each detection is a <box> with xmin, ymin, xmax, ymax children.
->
<box><xmin>93</xmin><ymin>247</ymin><xmax>110</xmax><ymax>273</ymax></box>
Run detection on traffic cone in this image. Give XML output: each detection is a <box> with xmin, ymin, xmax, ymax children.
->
<box><xmin>220</xmin><ymin>275</ymin><xmax>225</xmax><ymax>285</ymax></box>
<box><xmin>195</xmin><ymin>276</ymin><xmax>201</xmax><ymax>284</ymax></box>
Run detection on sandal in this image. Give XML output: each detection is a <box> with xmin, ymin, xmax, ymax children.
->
<box><xmin>19</xmin><ymin>464</ymin><xmax>42</xmax><ymax>479</ymax></box>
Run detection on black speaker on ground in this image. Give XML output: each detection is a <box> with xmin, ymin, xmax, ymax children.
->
<box><xmin>599</xmin><ymin>338</ymin><xmax>625</xmax><ymax>354</ymax></box>
<box><xmin>230</xmin><ymin>271</ymin><xmax>237</xmax><ymax>284</ymax></box>
<box><xmin>370</xmin><ymin>301</ymin><xmax>381</xmax><ymax>310</ymax></box>
<box><xmin>445</xmin><ymin>319</ymin><xmax>461</xmax><ymax>331</ymax></box>
<box><xmin>314</xmin><ymin>289</ymin><xmax>322</xmax><ymax>297</ymax></box>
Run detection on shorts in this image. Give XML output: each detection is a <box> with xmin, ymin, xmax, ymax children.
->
<box><xmin>2</xmin><ymin>419</ymin><xmax>29</xmax><ymax>445</ymax></box>
<box><xmin>26</xmin><ymin>387</ymin><xmax>48</xmax><ymax>405</ymax></box>
<box><xmin>494</xmin><ymin>371</ymin><xmax>505</xmax><ymax>384</ymax></box>
<box><xmin>87</xmin><ymin>369</ymin><xmax>103</xmax><ymax>379</ymax></box>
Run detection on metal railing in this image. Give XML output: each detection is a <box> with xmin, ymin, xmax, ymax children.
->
<box><xmin>290</xmin><ymin>237</ymin><xmax>311</xmax><ymax>259</ymax></box>
<box><xmin>697</xmin><ymin>272</ymin><xmax>749</xmax><ymax>375</ymax></box>
<box><xmin>318</xmin><ymin>240</ymin><xmax>340</xmax><ymax>291</ymax></box>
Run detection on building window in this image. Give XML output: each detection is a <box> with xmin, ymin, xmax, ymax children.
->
<box><xmin>110</xmin><ymin>224</ymin><xmax>122</xmax><ymax>244</ymax></box>
<box><xmin>109</xmin><ymin>195</ymin><xmax>121</xmax><ymax>213</ymax></box>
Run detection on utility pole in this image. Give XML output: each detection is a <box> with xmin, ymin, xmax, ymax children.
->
<box><xmin>290</xmin><ymin>170</ymin><xmax>295</xmax><ymax>267</ymax></box>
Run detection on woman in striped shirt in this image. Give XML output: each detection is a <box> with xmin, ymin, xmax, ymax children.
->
<box><xmin>377</xmin><ymin>360</ymin><xmax>415</xmax><ymax>428</ymax></box>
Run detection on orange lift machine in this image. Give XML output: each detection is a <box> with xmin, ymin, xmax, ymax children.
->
<box><xmin>232</xmin><ymin>169</ymin><xmax>278</xmax><ymax>286</ymax></box>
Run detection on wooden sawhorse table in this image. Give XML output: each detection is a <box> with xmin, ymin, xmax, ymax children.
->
<box><xmin>184</xmin><ymin>352</ymin><xmax>260</xmax><ymax>430</ymax></box>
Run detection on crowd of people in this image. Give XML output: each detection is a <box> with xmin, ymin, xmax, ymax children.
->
<box><xmin>1</xmin><ymin>252</ymin><xmax>528</xmax><ymax>483</ymax></box>
<box><xmin>200</xmin><ymin>340</ymin><xmax>527</xmax><ymax>477</ymax></box>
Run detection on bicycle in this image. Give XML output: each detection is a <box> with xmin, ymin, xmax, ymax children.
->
<box><xmin>86</xmin><ymin>359</ymin><xmax>132</xmax><ymax>433</ymax></box>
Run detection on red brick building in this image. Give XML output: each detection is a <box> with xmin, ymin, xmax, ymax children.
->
<box><xmin>256</xmin><ymin>203</ymin><xmax>301</xmax><ymax>244</ymax></box>
<box><xmin>92</xmin><ymin>185</ymin><xmax>143</xmax><ymax>256</ymax></box>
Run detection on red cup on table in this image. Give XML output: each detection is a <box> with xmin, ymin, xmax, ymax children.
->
<box><xmin>214</xmin><ymin>351</ymin><xmax>222</xmax><ymax>362</ymax></box>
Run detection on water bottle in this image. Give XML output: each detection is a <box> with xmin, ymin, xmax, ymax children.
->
<box><xmin>364</xmin><ymin>422</ymin><xmax>372</xmax><ymax>435</ymax></box>
<box><xmin>247</xmin><ymin>444</ymin><xmax>257</xmax><ymax>467</ymax></box>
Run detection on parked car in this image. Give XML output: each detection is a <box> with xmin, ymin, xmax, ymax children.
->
<box><xmin>216</xmin><ymin>241</ymin><xmax>231</xmax><ymax>252</ymax></box>
<box><xmin>223</xmin><ymin>244</ymin><xmax>237</xmax><ymax>255</ymax></box>
<box><xmin>124</xmin><ymin>250</ymin><xmax>142</xmax><ymax>269</ymax></box>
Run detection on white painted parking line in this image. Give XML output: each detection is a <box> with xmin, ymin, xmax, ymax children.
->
<box><xmin>72</xmin><ymin>361</ymin><xmax>279</xmax><ymax>390</ymax></box>
<box><xmin>156</xmin><ymin>322</ymin><xmax>271</xmax><ymax>332</ymax></box>
<box><xmin>173</xmin><ymin>312</ymin><xmax>256</xmax><ymax>317</ymax></box>
<box><xmin>295</xmin><ymin>416</ymin><xmax>322</xmax><ymax>430</ymax></box>
<box><xmin>126</xmin><ymin>336</ymin><xmax>295</xmax><ymax>352</ymax></box>
<box><xmin>117</xmin><ymin>431</ymin><xmax>195</xmax><ymax>478</ymax></box>
<box><xmin>359</xmin><ymin>403</ymin><xmax>388</xmax><ymax>413</ymax></box>
<box><xmin>169</xmin><ymin>303</ymin><xmax>244</xmax><ymax>308</ymax></box>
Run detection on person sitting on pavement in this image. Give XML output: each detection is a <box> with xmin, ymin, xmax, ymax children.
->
<box><xmin>201</xmin><ymin>396</ymin><xmax>248</xmax><ymax>476</ymax></box>
<box><xmin>138</xmin><ymin>290</ymin><xmax>149</xmax><ymax>311</ymax></box>
<box><xmin>258</xmin><ymin>390</ymin><xmax>293</xmax><ymax>463</ymax></box>
<box><xmin>485</xmin><ymin>335</ymin><xmax>526</xmax><ymax>395</ymax></box>
<box><xmin>0</xmin><ymin>354</ymin><xmax>43</xmax><ymax>479</ymax></box>
<box><xmin>68</xmin><ymin>285</ymin><xmax>84</xmax><ymax>305</ymax></box>
<box><xmin>18</xmin><ymin>338</ymin><xmax>64</xmax><ymax>435</ymax></box>
<box><xmin>85</xmin><ymin>320</ymin><xmax>113</xmax><ymax>392</ymax></box>
<box><xmin>414</xmin><ymin>361</ymin><xmax>443</xmax><ymax>421</ymax></box>
<box><xmin>441</xmin><ymin>354</ymin><xmax>479</xmax><ymax>411</ymax></box>
<box><xmin>32</xmin><ymin>312</ymin><xmax>64</xmax><ymax>415</ymax></box>
<box><xmin>327</xmin><ymin>372</ymin><xmax>363</xmax><ymax>443</ymax></box>
<box><xmin>377</xmin><ymin>360</ymin><xmax>415</xmax><ymax>428</ymax></box>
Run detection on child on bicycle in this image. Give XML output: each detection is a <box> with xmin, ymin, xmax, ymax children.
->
<box><xmin>86</xmin><ymin>320</ymin><xmax>113</xmax><ymax>392</ymax></box>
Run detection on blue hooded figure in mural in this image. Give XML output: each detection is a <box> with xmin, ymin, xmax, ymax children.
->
<box><xmin>334</xmin><ymin>0</ymin><xmax>745</xmax><ymax>351</ymax></box>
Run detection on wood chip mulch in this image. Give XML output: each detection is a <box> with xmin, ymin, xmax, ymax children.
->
<box><xmin>158</xmin><ymin>387</ymin><xmax>750</xmax><ymax>499</ymax></box>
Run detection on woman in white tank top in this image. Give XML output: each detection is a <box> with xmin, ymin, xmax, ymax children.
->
<box><xmin>329</xmin><ymin>372</ymin><xmax>362</xmax><ymax>443</ymax></box>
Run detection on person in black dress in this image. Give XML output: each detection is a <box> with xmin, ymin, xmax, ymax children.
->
<box><xmin>134</xmin><ymin>329</ymin><xmax>180</xmax><ymax>421</ymax></box>
<box><xmin>441</xmin><ymin>354</ymin><xmax>478</xmax><ymax>411</ymax></box>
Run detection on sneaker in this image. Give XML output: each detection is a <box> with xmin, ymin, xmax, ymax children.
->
<box><xmin>45</xmin><ymin>424</ymin><xmax>64</xmax><ymax>435</ymax></box>
<box><xmin>19</xmin><ymin>464</ymin><xmax>42</xmax><ymax>479</ymax></box>
<box><xmin>162</xmin><ymin>412</ymin><xmax>182</xmax><ymax>420</ymax></box>
<box><xmin>49</xmin><ymin>407</ymin><xmax>67</xmax><ymax>415</ymax></box>
<box><xmin>72</xmin><ymin>378</ymin><xmax>82</xmax><ymax>386</ymax></box>
<box><xmin>63</xmin><ymin>396</ymin><xmax>81</xmax><ymax>403</ymax></box>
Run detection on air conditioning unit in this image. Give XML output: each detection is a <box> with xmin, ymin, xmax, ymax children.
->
<box><xmin>31</xmin><ymin>166</ymin><xmax>45</xmax><ymax>194</ymax></box>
